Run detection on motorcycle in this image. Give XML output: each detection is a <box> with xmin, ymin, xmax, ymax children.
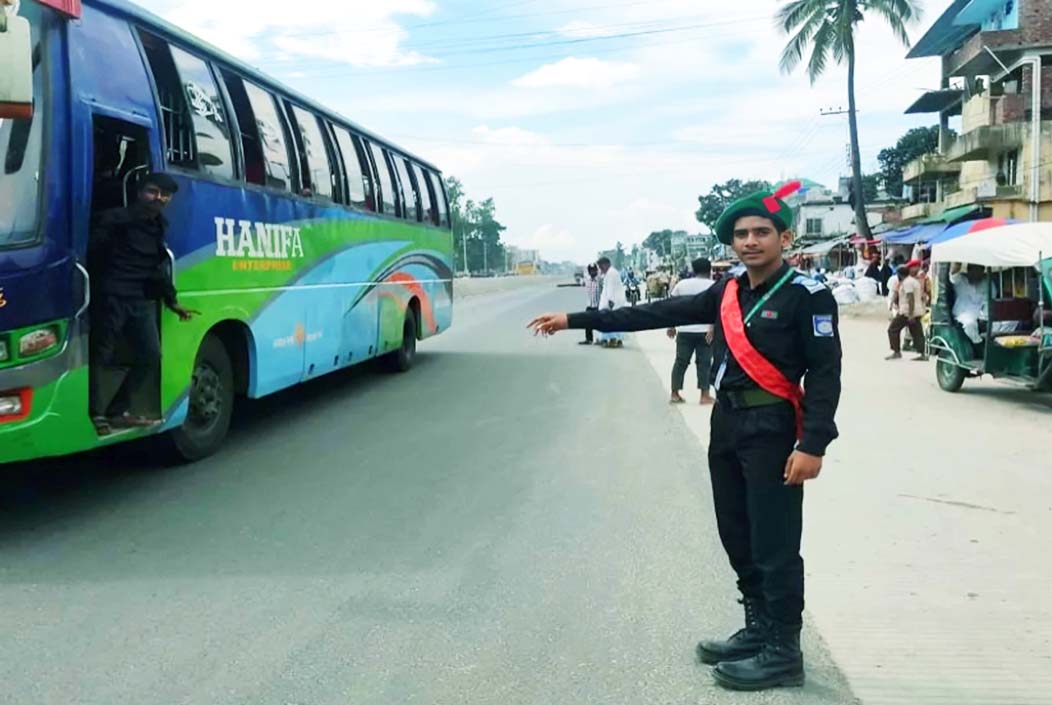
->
<box><xmin>626</xmin><ymin>283</ymin><xmax>641</xmax><ymax>307</ymax></box>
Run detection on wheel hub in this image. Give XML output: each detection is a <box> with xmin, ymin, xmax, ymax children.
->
<box><xmin>189</xmin><ymin>362</ymin><xmax>223</xmax><ymax>427</ymax></box>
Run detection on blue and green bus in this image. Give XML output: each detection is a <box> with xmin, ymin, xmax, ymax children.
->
<box><xmin>0</xmin><ymin>0</ymin><xmax>454</xmax><ymax>463</ymax></box>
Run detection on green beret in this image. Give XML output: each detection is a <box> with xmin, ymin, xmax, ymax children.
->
<box><xmin>714</xmin><ymin>181</ymin><xmax>801</xmax><ymax>245</ymax></box>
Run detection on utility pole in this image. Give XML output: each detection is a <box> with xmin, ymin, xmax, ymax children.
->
<box><xmin>483</xmin><ymin>240</ymin><xmax>488</xmax><ymax>273</ymax></box>
<box><xmin>462</xmin><ymin>234</ymin><xmax>469</xmax><ymax>274</ymax></box>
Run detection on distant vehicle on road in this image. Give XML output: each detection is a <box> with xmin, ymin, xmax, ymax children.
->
<box><xmin>0</xmin><ymin>0</ymin><xmax>454</xmax><ymax>464</ymax></box>
<box><xmin>574</xmin><ymin>269</ymin><xmax>585</xmax><ymax>286</ymax></box>
<box><xmin>516</xmin><ymin>261</ymin><xmax>539</xmax><ymax>276</ymax></box>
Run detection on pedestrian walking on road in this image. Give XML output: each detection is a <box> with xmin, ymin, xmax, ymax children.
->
<box><xmin>528</xmin><ymin>181</ymin><xmax>842</xmax><ymax>691</ymax></box>
<box><xmin>886</xmin><ymin>266</ymin><xmax>927</xmax><ymax>361</ymax></box>
<box><xmin>668</xmin><ymin>257</ymin><xmax>715</xmax><ymax>405</ymax></box>
<box><xmin>580</xmin><ymin>264</ymin><xmax>602</xmax><ymax>345</ymax></box>
<box><xmin>596</xmin><ymin>256</ymin><xmax>627</xmax><ymax>348</ymax></box>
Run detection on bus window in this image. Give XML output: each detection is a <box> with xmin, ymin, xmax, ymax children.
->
<box><xmin>429</xmin><ymin>171</ymin><xmax>450</xmax><ymax>229</ymax></box>
<box><xmin>220</xmin><ymin>71</ymin><xmax>266</xmax><ymax>186</ymax></box>
<box><xmin>0</xmin><ymin>1</ymin><xmax>45</xmax><ymax>250</ymax></box>
<box><xmin>289</xmin><ymin>105</ymin><xmax>333</xmax><ymax>200</ymax></box>
<box><xmin>139</xmin><ymin>33</ymin><xmax>233</xmax><ymax>179</ymax></box>
<box><xmin>241</xmin><ymin>82</ymin><xmax>294</xmax><ymax>191</ymax></box>
<box><xmin>412</xmin><ymin>163</ymin><xmax>435</xmax><ymax>225</ymax></box>
<box><xmin>167</xmin><ymin>46</ymin><xmax>234</xmax><ymax>180</ymax></box>
<box><xmin>368</xmin><ymin>141</ymin><xmax>398</xmax><ymax>215</ymax></box>
<box><xmin>393</xmin><ymin>156</ymin><xmax>419</xmax><ymax>222</ymax></box>
<box><xmin>332</xmin><ymin>127</ymin><xmax>371</xmax><ymax>210</ymax></box>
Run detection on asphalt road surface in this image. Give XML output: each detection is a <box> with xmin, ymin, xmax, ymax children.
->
<box><xmin>2</xmin><ymin>283</ymin><xmax>1047</xmax><ymax>704</ymax></box>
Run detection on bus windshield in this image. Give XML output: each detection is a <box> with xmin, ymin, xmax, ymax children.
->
<box><xmin>0</xmin><ymin>3</ymin><xmax>46</xmax><ymax>250</ymax></box>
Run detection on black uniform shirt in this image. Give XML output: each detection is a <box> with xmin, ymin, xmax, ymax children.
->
<box><xmin>90</xmin><ymin>207</ymin><xmax>177</xmax><ymax>306</ymax></box>
<box><xmin>567</xmin><ymin>262</ymin><xmax>842</xmax><ymax>456</ymax></box>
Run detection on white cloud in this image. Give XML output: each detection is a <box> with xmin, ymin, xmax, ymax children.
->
<box><xmin>153</xmin><ymin>0</ymin><xmax>436</xmax><ymax>66</ymax></box>
<box><xmin>511</xmin><ymin>57</ymin><xmax>641</xmax><ymax>88</ymax></box>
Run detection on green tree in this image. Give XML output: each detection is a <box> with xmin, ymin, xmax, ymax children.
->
<box><xmin>862</xmin><ymin>173</ymin><xmax>881</xmax><ymax>202</ymax></box>
<box><xmin>695</xmin><ymin>179</ymin><xmax>772</xmax><ymax>230</ymax></box>
<box><xmin>614</xmin><ymin>241</ymin><xmax>626</xmax><ymax>270</ymax></box>
<box><xmin>876</xmin><ymin>125</ymin><xmax>941</xmax><ymax>199</ymax></box>
<box><xmin>444</xmin><ymin>177</ymin><xmax>508</xmax><ymax>273</ymax></box>
<box><xmin>778</xmin><ymin>0</ymin><xmax>922</xmax><ymax>240</ymax></box>
<box><xmin>445</xmin><ymin>176</ymin><xmax>471</xmax><ymax>273</ymax></box>
<box><xmin>643</xmin><ymin>229</ymin><xmax>674</xmax><ymax>257</ymax></box>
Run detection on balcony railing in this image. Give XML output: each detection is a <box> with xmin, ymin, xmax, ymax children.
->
<box><xmin>903</xmin><ymin>153</ymin><xmax>961</xmax><ymax>183</ymax></box>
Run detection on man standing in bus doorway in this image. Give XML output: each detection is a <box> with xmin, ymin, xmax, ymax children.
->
<box><xmin>88</xmin><ymin>172</ymin><xmax>198</xmax><ymax>434</ymax></box>
<box><xmin>528</xmin><ymin>182</ymin><xmax>842</xmax><ymax>691</ymax></box>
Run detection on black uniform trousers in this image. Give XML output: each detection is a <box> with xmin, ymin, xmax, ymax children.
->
<box><xmin>671</xmin><ymin>332</ymin><xmax>712</xmax><ymax>392</ymax></box>
<box><xmin>708</xmin><ymin>398</ymin><xmax>804</xmax><ymax>627</ymax></box>
<box><xmin>89</xmin><ymin>296</ymin><xmax>161</xmax><ymax>417</ymax></box>
<box><xmin>583</xmin><ymin>306</ymin><xmax>599</xmax><ymax>343</ymax></box>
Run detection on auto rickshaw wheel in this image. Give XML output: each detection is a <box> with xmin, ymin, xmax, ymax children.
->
<box><xmin>936</xmin><ymin>353</ymin><xmax>966</xmax><ymax>393</ymax></box>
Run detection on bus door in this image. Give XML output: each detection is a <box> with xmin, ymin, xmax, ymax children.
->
<box><xmin>69</xmin><ymin>4</ymin><xmax>166</xmax><ymax>428</ymax></box>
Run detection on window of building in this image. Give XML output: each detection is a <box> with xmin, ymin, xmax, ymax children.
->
<box><xmin>428</xmin><ymin>171</ymin><xmax>450</xmax><ymax>229</ymax></box>
<box><xmin>998</xmin><ymin>149</ymin><xmax>1019</xmax><ymax>186</ymax></box>
<box><xmin>241</xmin><ymin>81</ymin><xmax>294</xmax><ymax>191</ymax></box>
<box><xmin>288</xmin><ymin>105</ymin><xmax>334</xmax><ymax>199</ymax></box>
<box><xmin>393</xmin><ymin>155</ymin><xmax>419</xmax><ymax>221</ymax></box>
<box><xmin>413</xmin><ymin>163</ymin><xmax>435</xmax><ymax>225</ymax></box>
<box><xmin>805</xmin><ymin>218</ymin><xmax>823</xmax><ymax>236</ymax></box>
<box><xmin>220</xmin><ymin>70</ymin><xmax>266</xmax><ymax>186</ymax></box>
<box><xmin>331</xmin><ymin>127</ymin><xmax>372</xmax><ymax>209</ymax></box>
<box><xmin>368</xmin><ymin>141</ymin><xmax>398</xmax><ymax>215</ymax></box>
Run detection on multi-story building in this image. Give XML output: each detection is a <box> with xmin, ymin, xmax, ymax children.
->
<box><xmin>903</xmin><ymin>0</ymin><xmax>1051</xmax><ymax>222</ymax></box>
<box><xmin>793</xmin><ymin>180</ymin><xmax>886</xmax><ymax>242</ymax></box>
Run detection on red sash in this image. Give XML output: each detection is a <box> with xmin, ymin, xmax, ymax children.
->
<box><xmin>720</xmin><ymin>278</ymin><xmax>804</xmax><ymax>440</ymax></box>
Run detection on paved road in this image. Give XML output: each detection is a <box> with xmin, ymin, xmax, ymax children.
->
<box><xmin>0</xmin><ymin>285</ymin><xmax>854</xmax><ymax>705</ymax></box>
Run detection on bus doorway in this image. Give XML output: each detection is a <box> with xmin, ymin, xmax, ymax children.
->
<box><xmin>86</xmin><ymin>115</ymin><xmax>162</xmax><ymax>435</ymax></box>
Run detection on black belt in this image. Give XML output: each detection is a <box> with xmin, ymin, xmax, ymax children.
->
<box><xmin>718</xmin><ymin>388</ymin><xmax>789</xmax><ymax>410</ymax></box>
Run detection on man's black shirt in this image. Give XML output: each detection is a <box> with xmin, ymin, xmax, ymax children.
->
<box><xmin>90</xmin><ymin>207</ymin><xmax>176</xmax><ymax>306</ymax></box>
<box><xmin>567</xmin><ymin>262</ymin><xmax>842</xmax><ymax>456</ymax></box>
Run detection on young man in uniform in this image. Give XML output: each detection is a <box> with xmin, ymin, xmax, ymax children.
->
<box><xmin>528</xmin><ymin>182</ymin><xmax>842</xmax><ymax>691</ymax></box>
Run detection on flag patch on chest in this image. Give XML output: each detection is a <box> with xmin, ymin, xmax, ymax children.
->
<box><xmin>761</xmin><ymin>310</ymin><xmax>779</xmax><ymax>320</ymax></box>
<box><xmin>812</xmin><ymin>314</ymin><xmax>835</xmax><ymax>337</ymax></box>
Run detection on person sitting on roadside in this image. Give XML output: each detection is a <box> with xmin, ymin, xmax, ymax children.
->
<box><xmin>950</xmin><ymin>263</ymin><xmax>988</xmax><ymax>344</ymax></box>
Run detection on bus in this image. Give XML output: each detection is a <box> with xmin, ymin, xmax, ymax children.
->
<box><xmin>0</xmin><ymin>0</ymin><xmax>454</xmax><ymax>463</ymax></box>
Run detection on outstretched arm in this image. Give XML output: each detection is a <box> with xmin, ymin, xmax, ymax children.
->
<box><xmin>529</xmin><ymin>286</ymin><xmax>719</xmax><ymax>336</ymax></box>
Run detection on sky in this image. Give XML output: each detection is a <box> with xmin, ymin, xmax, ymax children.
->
<box><xmin>136</xmin><ymin>0</ymin><xmax>955</xmax><ymax>263</ymax></box>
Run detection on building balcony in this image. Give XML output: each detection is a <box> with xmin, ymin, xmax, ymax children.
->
<box><xmin>944</xmin><ymin>184</ymin><xmax>1025</xmax><ymax>210</ymax></box>
<box><xmin>945</xmin><ymin>29</ymin><xmax>1024</xmax><ymax>79</ymax></box>
<box><xmin>903</xmin><ymin>153</ymin><xmax>961</xmax><ymax>184</ymax></box>
<box><xmin>901</xmin><ymin>202</ymin><xmax>936</xmax><ymax>221</ymax></box>
<box><xmin>945</xmin><ymin>121</ymin><xmax>1028</xmax><ymax>162</ymax></box>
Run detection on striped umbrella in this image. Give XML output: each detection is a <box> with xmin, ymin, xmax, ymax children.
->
<box><xmin>925</xmin><ymin>217</ymin><xmax>1018</xmax><ymax>247</ymax></box>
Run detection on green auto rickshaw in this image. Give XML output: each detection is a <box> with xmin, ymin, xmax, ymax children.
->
<box><xmin>927</xmin><ymin>223</ymin><xmax>1052</xmax><ymax>393</ymax></box>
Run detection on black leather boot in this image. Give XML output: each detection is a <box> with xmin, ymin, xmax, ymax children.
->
<box><xmin>696</xmin><ymin>598</ymin><xmax>766</xmax><ymax>665</ymax></box>
<box><xmin>712</xmin><ymin>621</ymin><xmax>805</xmax><ymax>691</ymax></box>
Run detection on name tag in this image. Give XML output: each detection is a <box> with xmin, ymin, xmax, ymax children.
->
<box><xmin>761</xmin><ymin>309</ymin><xmax>778</xmax><ymax>320</ymax></box>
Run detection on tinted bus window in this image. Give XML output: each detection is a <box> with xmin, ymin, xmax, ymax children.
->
<box><xmin>393</xmin><ymin>156</ymin><xmax>418</xmax><ymax>221</ymax></box>
<box><xmin>289</xmin><ymin>105</ymin><xmax>333</xmax><ymax>199</ymax></box>
<box><xmin>139</xmin><ymin>31</ymin><xmax>196</xmax><ymax>170</ymax></box>
<box><xmin>332</xmin><ymin>127</ymin><xmax>371</xmax><ymax>209</ymax></box>
<box><xmin>429</xmin><ymin>171</ymin><xmax>450</xmax><ymax>228</ymax></box>
<box><xmin>0</xmin><ymin>2</ymin><xmax>45</xmax><ymax>249</ymax></box>
<box><xmin>167</xmin><ymin>46</ymin><xmax>234</xmax><ymax>179</ymax></box>
<box><xmin>412</xmin><ymin>163</ymin><xmax>435</xmax><ymax>225</ymax></box>
<box><xmin>220</xmin><ymin>71</ymin><xmax>266</xmax><ymax>186</ymax></box>
<box><xmin>368</xmin><ymin>142</ymin><xmax>397</xmax><ymax>215</ymax></box>
<box><xmin>242</xmin><ymin>82</ymin><xmax>294</xmax><ymax>191</ymax></box>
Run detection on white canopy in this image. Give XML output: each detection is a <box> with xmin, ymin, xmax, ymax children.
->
<box><xmin>930</xmin><ymin>223</ymin><xmax>1052</xmax><ymax>268</ymax></box>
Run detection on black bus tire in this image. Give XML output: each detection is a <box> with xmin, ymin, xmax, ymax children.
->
<box><xmin>383</xmin><ymin>309</ymin><xmax>418</xmax><ymax>373</ymax></box>
<box><xmin>166</xmin><ymin>333</ymin><xmax>235</xmax><ymax>461</ymax></box>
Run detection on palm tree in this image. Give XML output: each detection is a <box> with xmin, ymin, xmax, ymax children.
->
<box><xmin>778</xmin><ymin>0</ymin><xmax>921</xmax><ymax>240</ymax></box>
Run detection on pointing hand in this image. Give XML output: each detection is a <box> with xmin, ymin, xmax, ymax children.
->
<box><xmin>527</xmin><ymin>313</ymin><xmax>569</xmax><ymax>337</ymax></box>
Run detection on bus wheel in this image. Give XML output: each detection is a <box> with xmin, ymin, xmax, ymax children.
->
<box><xmin>168</xmin><ymin>334</ymin><xmax>235</xmax><ymax>461</ymax></box>
<box><xmin>384</xmin><ymin>309</ymin><xmax>418</xmax><ymax>373</ymax></box>
<box><xmin>936</xmin><ymin>353</ymin><xmax>966</xmax><ymax>393</ymax></box>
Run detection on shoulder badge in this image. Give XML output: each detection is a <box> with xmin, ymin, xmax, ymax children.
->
<box><xmin>792</xmin><ymin>275</ymin><xmax>826</xmax><ymax>295</ymax></box>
